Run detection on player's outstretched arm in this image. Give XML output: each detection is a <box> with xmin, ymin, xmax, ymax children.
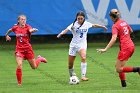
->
<box><xmin>97</xmin><ymin>34</ymin><xmax>117</xmax><ymax>54</ymax></box>
<box><xmin>57</xmin><ymin>28</ymin><xmax>69</xmax><ymax>38</ymax></box>
<box><xmin>92</xmin><ymin>24</ymin><xmax>107</xmax><ymax>32</ymax></box>
<box><xmin>5</xmin><ymin>29</ymin><xmax>12</xmax><ymax>41</ymax></box>
<box><xmin>29</xmin><ymin>28</ymin><xmax>38</xmax><ymax>33</ymax></box>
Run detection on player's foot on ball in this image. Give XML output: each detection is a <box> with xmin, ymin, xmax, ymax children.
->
<box><xmin>81</xmin><ymin>77</ymin><xmax>89</xmax><ymax>81</ymax></box>
<box><xmin>38</xmin><ymin>55</ymin><xmax>47</xmax><ymax>63</ymax></box>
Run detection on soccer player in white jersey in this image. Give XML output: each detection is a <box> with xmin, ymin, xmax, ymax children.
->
<box><xmin>57</xmin><ymin>11</ymin><xmax>107</xmax><ymax>81</ymax></box>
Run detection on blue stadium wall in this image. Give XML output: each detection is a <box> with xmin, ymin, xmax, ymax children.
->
<box><xmin>0</xmin><ymin>0</ymin><xmax>140</xmax><ymax>36</ymax></box>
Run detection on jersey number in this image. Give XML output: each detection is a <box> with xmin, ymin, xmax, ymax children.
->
<box><xmin>123</xmin><ymin>27</ymin><xmax>129</xmax><ymax>35</ymax></box>
<box><xmin>80</xmin><ymin>33</ymin><xmax>83</xmax><ymax>38</ymax></box>
<box><xmin>19</xmin><ymin>36</ymin><xmax>23</xmax><ymax>42</ymax></box>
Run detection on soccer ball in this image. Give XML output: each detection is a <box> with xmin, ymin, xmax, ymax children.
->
<box><xmin>69</xmin><ymin>76</ymin><xmax>80</xmax><ymax>85</ymax></box>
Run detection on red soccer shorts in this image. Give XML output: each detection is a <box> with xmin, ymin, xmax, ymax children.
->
<box><xmin>15</xmin><ymin>48</ymin><xmax>35</xmax><ymax>60</ymax></box>
<box><xmin>118</xmin><ymin>47</ymin><xmax>135</xmax><ymax>61</ymax></box>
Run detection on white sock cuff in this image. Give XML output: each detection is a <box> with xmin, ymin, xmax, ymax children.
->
<box><xmin>81</xmin><ymin>62</ymin><xmax>87</xmax><ymax>66</ymax></box>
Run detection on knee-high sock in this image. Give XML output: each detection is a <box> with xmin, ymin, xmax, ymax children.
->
<box><xmin>69</xmin><ymin>68</ymin><xmax>75</xmax><ymax>77</ymax></box>
<box><xmin>122</xmin><ymin>67</ymin><xmax>140</xmax><ymax>72</ymax></box>
<box><xmin>119</xmin><ymin>72</ymin><xmax>127</xmax><ymax>87</ymax></box>
<box><xmin>119</xmin><ymin>72</ymin><xmax>126</xmax><ymax>80</ymax></box>
<box><xmin>81</xmin><ymin>62</ymin><xmax>87</xmax><ymax>77</ymax></box>
<box><xmin>16</xmin><ymin>68</ymin><xmax>22</xmax><ymax>84</ymax></box>
<box><xmin>122</xmin><ymin>67</ymin><xmax>133</xmax><ymax>72</ymax></box>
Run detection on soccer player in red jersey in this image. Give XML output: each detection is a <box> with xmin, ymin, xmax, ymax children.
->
<box><xmin>97</xmin><ymin>9</ymin><xmax>140</xmax><ymax>87</ymax></box>
<box><xmin>5</xmin><ymin>15</ymin><xmax>47</xmax><ymax>86</ymax></box>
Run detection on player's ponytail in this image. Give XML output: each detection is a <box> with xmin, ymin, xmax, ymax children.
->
<box><xmin>71</xmin><ymin>18</ymin><xmax>77</xmax><ymax>31</ymax></box>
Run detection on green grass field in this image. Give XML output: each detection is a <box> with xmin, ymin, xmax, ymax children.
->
<box><xmin>0</xmin><ymin>43</ymin><xmax>140</xmax><ymax>93</ymax></box>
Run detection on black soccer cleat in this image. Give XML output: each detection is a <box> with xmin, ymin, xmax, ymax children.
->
<box><xmin>133</xmin><ymin>67</ymin><xmax>140</xmax><ymax>75</ymax></box>
<box><xmin>138</xmin><ymin>67</ymin><xmax>140</xmax><ymax>75</ymax></box>
<box><xmin>121</xmin><ymin>80</ymin><xmax>127</xmax><ymax>87</ymax></box>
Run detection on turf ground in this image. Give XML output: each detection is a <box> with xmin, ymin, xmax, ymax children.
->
<box><xmin>0</xmin><ymin>43</ymin><xmax>140</xmax><ymax>93</ymax></box>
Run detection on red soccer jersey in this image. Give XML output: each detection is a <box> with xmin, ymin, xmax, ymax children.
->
<box><xmin>11</xmin><ymin>24</ymin><xmax>32</xmax><ymax>51</ymax></box>
<box><xmin>112</xmin><ymin>19</ymin><xmax>134</xmax><ymax>50</ymax></box>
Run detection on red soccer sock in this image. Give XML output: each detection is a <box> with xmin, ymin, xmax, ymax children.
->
<box><xmin>119</xmin><ymin>72</ymin><xmax>126</xmax><ymax>80</ymax></box>
<box><xmin>122</xmin><ymin>67</ymin><xmax>133</xmax><ymax>72</ymax></box>
<box><xmin>16</xmin><ymin>68</ymin><xmax>22</xmax><ymax>85</ymax></box>
<box><xmin>35</xmin><ymin>59</ymin><xmax>41</xmax><ymax>68</ymax></box>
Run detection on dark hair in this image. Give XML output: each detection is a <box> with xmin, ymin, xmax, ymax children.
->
<box><xmin>71</xmin><ymin>11</ymin><xmax>85</xmax><ymax>30</ymax></box>
<box><xmin>109</xmin><ymin>11</ymin><xmax>119</xmax><ymax>19</ymax></box>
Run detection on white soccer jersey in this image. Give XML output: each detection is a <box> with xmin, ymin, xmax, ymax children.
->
<box><xmin>67</xmin><ymin>21</ymin><xmax>93</xmax><ymax>48</ymax></box>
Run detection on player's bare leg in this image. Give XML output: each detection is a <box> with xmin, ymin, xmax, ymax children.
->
<box><xmin>28</xmin><ymin>59</ymin><xmax>37</xmax><ymax>69</ymax></box>
<box><xmin>28</xmin><ymin>55</ymin><xmax>47</xmax><ymax>69</ymax></box>
<box><xmin>68</xmin><ymin>55</ymin><xmax>76</xmax><ymax>76</ymax></box>
<box><xmin>79</xmin><ymin>49</ymin><xmax>88</xmax><ymax>81</ymax></box>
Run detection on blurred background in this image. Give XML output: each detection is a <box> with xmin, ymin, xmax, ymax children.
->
<box><xmin>0</xmin><ymin>0</ymin><xmax>140</xmax><ymax>43</ymax></box>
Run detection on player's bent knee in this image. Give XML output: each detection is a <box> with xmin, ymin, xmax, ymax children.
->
<box><xmin>81</xmin><ymin>57</ymin><xmax>86</xmax><ymax>62</ymax></box>
<box><xmin>17</xmin><ymin>64</ymin><xmax>22</xmax><ymax>69</ymax></box>
<box><xmin>116</xmin><ymin>68</ymin><xmax>122</xmax><ymax>73</ymax></box>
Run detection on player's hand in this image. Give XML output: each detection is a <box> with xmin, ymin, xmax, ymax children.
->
<box><xmin>96</xmin><ymin>48</ymin><xmax>106</xmax><ymax>54</ymax></box>
<box><xmin>31</xmin><ymin>28</ymin><xmax>38</xmax><ymax>32</ymax></box>
<box><xmin>6</xmin><ymin>35</ymin><xmax>11</xmax><ymax>41</ymax></box>
<box><xmin>57</xmin><ymin>33</ymin><xmax>62</xmax><ymax>38</ymax></box>
<box><xmin>30</xmin><ymin>28</ymin><xmax>38</xmax><ymax>33</ymax></box>
<box><xmin>32</xmin><ymin>28</ymin><xmax>38</xmax><ymax>31</ymax></box>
